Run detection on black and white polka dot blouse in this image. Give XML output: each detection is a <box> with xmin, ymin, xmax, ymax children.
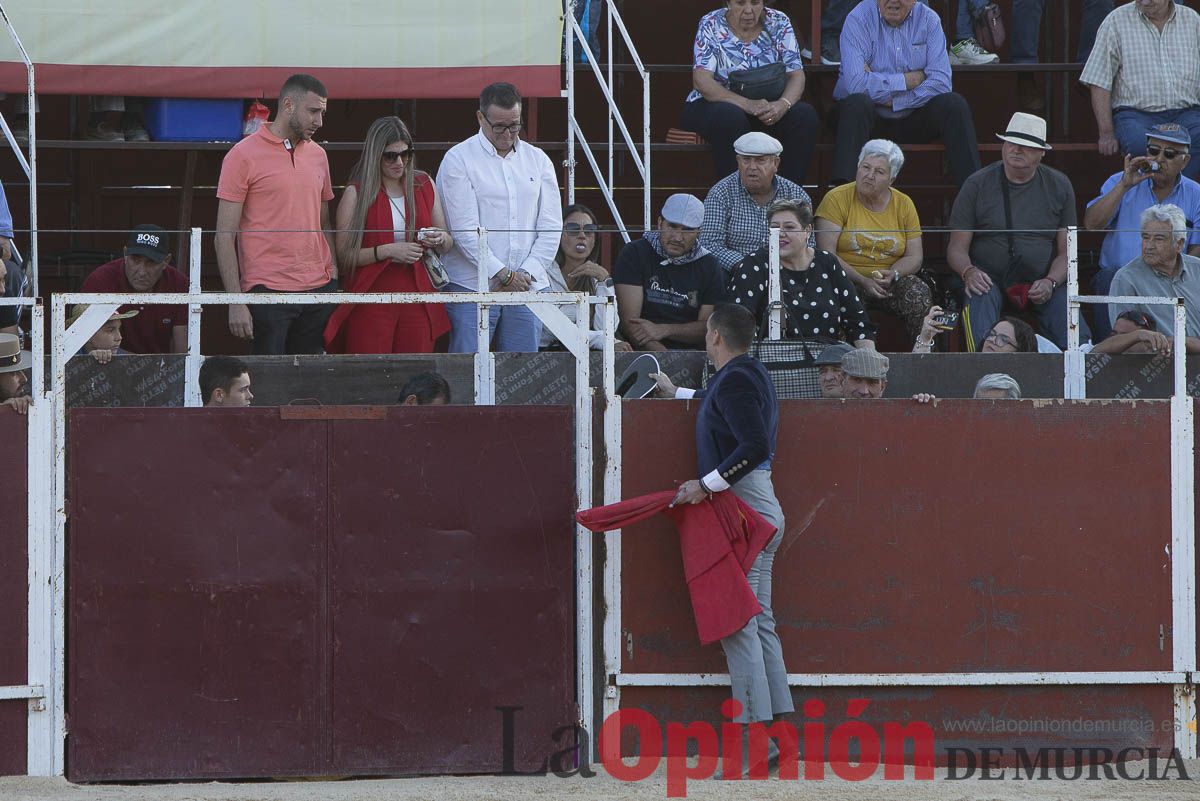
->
<box><xmin>727</xmin><ymin>247</ymin><xmax>870</xmax><ymax>341</ymax></box>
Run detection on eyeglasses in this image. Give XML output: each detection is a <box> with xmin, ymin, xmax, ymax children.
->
<box><xmin>1147</xmin><ymin>144</ymin><xmax>1188</xmax><ymax>160</ymax></box>
<box><xmin>482</xmin><ymin>114</ymin><xmax>523</xmax><ymax>135</ymax></box>
<box><xmin>984</xmin><ymin>329</ymin><xmax>1016</xmax><ymax>348</ymax></box>
<box><xmin>563</xmin><ymin>222</ymin><xmax>598</xmax><ymax>234</ymax></box>
<box><xmin>381</xmin><ymin>148</ymin><xmax>412</xmax><ymax>163</ymax></box>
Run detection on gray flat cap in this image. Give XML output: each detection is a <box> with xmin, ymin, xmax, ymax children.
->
<box><xmin>841</xmin><ymin>348</ymin><xmax>890</xmax><ymax>379</ymax></box>
<box><xmin>734</xmin><ymin>131</ymin><xmax>783</xmax><ymax>157</ymax></box>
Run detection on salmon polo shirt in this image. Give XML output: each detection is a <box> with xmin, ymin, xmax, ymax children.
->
<box><xmin>216</xmin><ymin>125</ymin><xmax>335</xmax><ymax>291</ymax></box>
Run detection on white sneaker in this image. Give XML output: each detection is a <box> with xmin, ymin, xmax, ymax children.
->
<box><xmin>949</xmin><ymin>38</ymin><xmax>999</xmax><ymax>65</ymax></box>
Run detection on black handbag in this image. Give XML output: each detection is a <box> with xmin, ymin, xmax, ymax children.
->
<box><xmin>727</xmin><ymin>62</ymin><xmax>787</xmax><ymax>101</ymax></box>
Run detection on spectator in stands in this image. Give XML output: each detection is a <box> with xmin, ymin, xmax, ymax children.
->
<box><xmin>87</xmin><ymin>96</ymin><xmax>149</xmax><ymax>142</ymax></box>
<box><xmin>545</xmin><ymin>204</ymin><xmax>631</xmax><ymax>352</ymax></box>
<box><xmin>1080</xmin><ymin>0</ymin><xmax>1200</xmax><ymax>178</ymax></box>
<box><xmin>949</xmin><ymin>112</ymin><xmax>1086</xmax><ymax>350</ymax></box>
<box><xmin>613</xmin><ymin>194</ymin><xmax>727</xmax><ymax>350</ymax></box>
<box><xmin>701</xmin><ymin>132</ymin><xmax>812</xmax><ymax>273</ymax></box>
<box><xmin>974</xmin><ymin>372</ymin><xmax>1022</xmax><ymax>399</ymax></box>
<box><xmin>81</xmin><ymin>225</ymin><xmax>187</xmax><ymax>353</ymax></box>
<box><xmin>815</xmin><ymin>138</ymin><xmax>931</xmax><ymax>339</ymax></box>
<box><xmin>1092</xmin><ymin>309</ymin><xmax>1179</xmax><ymax>354</ymax></box>
<box><xmin>815</xmin><ymin>342</ymin><xmax>854</xmax><ymax>398</ymax></box>
<box><xmin>398</xmin><ymin>371</ymin><xmax>451</xmax><ymax>405</ymax></box>
<box><xmin>947</xmin><ymin>1</ymin><xmax>1000</xmax><ymax>66</ymax></box>
<box><xmin>1084</xmin><ymin>123</ymin><xmax>1200</xmax><ymax>340</ymax></box>
<box><xmin>728</xmin><ymin>199</ymin><xmax>874</xmax><ymax>346</ymax></box>
<box><xmin>980</xmin><ymin>316</ymin><xmax>1039</xmax><ymax>353</ymax></box>
<box><xmin>216</xmin><ymin>74</ymin><xmax>336</xmax><ymax>355</ymax></box>
<box><xmin>200</xmin><ymin>356</ymin><xmax>254</xmax><ymax>408</ymax></box>
<box><xmin>0</xmin><ymin>332</ymin><xmax>29</xmax><ymax>414</ymax></box>
<box><xmin>438</xmin><ymin>82</ymin><xmax>562</xmax><ymax>353</ymax></box>
<box><xmin>841</xmin><ymin>347</ymin><xmax>889</xmax><ymax>399</ymax></box>
<box><xmin>66</xmin><ymin>304</ymin><xmax>137</xmax><ymax>364</ymax></box>
<box><xmin>324</xmin><ymin>117</ymin><xmax>451</xmax><ymax>355</ymax></box>
<box><xmin>0</xmin><ymin>259</ymin><xmax>24</xmax><ymax>338</ymax></box>
<box><xmin>1110</xmin><ymin>204</ymin><xmax>1200</xmax><ymax>347</ymax></box>
<box><xmin>831</xmin><ymin>0</ymin><xmax>980</xmax><ymax>189</ymax></box>
<box><xmin>1012</xmin><ymin>0</ymin><xmax>1113</xmax><ymax>112</ymax></box>
<box><xmin>681</xmin><ymin>0</ymin><xmax>820</xmax><ymax>183</ymax></box>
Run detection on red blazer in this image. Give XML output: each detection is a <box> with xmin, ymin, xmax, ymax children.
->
<box><xmin>577</xmin><ymin>490</ymin><xmax>776</xmax><ymax>645</ymax></box>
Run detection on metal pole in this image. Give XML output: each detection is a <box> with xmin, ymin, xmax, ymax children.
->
<box><xmin>1170</xmin><ymin>300</ymin><xmax>1197</xmax><ymax>757</ymax></box>
<box><xmin>564</xmin><ymin>0</ymin><xmax>576</xmax><ymax>205</ymax></box>
<box><xmin>47</xmin><ymin>296</ymin><xmax>67</xmax><ymax>775</ymax></box>
<box><xmin>184</xmin><ymin>227</ymin><xmax>202</xmax><ymax>407</ymax></box>
<box><xmin>601</xmin><ymin>292</ymin><xmax>622</xmax><ymax>733</ymax></box>
<box><xmin>768</xmin><ymin>226</ymin><xmax>782</xmax><ymax>340</ymax></box>
<box><xmin>606</xmin><ymin>0</ymin><xmax>614</xmax><ymax>203</ymax></box>
<box><xmin>1064</xmin><ymin>225</ymin><xmax>1085</xmax><ymax>399</ymax></box>
<box><xmin>642</xmin><ymin>71</ymin><xmax>651</xmax><ymax>234</ymax></box>
<box><xmin>573</xmin><ymin>295</ymin><xmax>594</xmax><ymax>764</ymax></box>
<box><xmin>475</xmin><ymin>227</ymin><xmax>494</xmax><ymax>405</ymax></box>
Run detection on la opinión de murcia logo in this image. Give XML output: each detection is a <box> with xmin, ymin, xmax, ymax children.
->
<box><xmin>497</xmin><ymin>701</ymin><xmax>1193</xmax><ymax>797</ymax></box>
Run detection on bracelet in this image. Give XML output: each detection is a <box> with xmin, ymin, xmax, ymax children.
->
<box><xmin>500</xmin><ymin>269</ymin><xmax>515</xmax><ymax>287</ymax></box>
<box><xmin>915</xmin><ymin>337</ymin><xmax>934</xmax><ymax>350</ymax></box>
<box><xmin>373</xmin><ymin>245</ymin><xmax>379</xmax><ymax>262</ymax></box>
<box><xmin>779</xmin><ymin>97</ymin><xmax>793</xmax><ymax>109</ymax></box>
<box><xmin>697</xmin><ymin>477</ymin><xmax>714</xmax><ymax>496</ymax></box>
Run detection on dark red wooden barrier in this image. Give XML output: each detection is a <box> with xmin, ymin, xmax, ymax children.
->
<box><xmin>618</xmin><ymin>399</ymin><xmax>1177</xmax><ymax>756</ymax></box>
<box><xmin>0</xmin><ymin>409</ymin><xmax>27</xmax><ymax>775</ymax></box>
<box><xmin>67</xmin><ymin>407</ymin><xmax>576</xmax><ymax>781</ymax></box>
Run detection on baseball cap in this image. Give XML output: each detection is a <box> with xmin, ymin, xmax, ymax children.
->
<box><xmin>125</xmin><ymin>224</ymin><xmax>172</xmax><ymax>262</ymax></box>
<box><xmin>1146</xmin><ymin>123</ymin><xmax>1190</xmax><ymax>148</ymax></box>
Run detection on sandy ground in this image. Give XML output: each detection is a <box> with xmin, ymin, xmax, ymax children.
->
<box><xmin>5</xmin><ymin>761</ymin><xmax>1200</xmax><ymax>801</ymax></box>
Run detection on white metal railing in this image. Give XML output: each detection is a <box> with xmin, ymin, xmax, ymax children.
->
<box><xmin>564</xmin><ymin>0</ymin><xmax>650</xmax><ymax>243</ymax></box>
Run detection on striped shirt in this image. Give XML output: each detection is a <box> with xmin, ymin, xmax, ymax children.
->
<box><xmin>700</xmin><ymin>173</ymin><xmax>812</xmax><ymax>272</ymax></box>
<box><xmin>1080</xmin><ymin>2</ymin><xmax>1200</xmax><ymax>112</ymax></box>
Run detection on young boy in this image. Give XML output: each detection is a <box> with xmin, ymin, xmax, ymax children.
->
<box><xmin>67</xmin><ymin>304</ymin><xmax>138</xmax><ymax>363</ymax></box>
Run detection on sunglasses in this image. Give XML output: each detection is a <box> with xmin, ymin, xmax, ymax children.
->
<box><xmin>1147</xmin><ymin>144</ymin><xmax>1188</xmax><ymax>160</ymax></box>
<box><xmin>564</xmin><ymin>222</ymin><xmax>598</xmax><ymax>234</ymax></box>
<box><xmin>381</xmin><ymin>148</ymin><xmax>412</xmax><ymax>163</ymax></box>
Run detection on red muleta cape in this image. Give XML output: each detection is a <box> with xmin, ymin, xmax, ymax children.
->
<box><xmin>576</xmin><ymin>490</ymin><xmax>776</xmax><ymax>645</ymax></box>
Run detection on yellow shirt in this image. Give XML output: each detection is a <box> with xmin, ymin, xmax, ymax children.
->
<box><xmin>814</xmin><ymin>182</ymin><xmax>922</xmax><ymax>276</ymax></box>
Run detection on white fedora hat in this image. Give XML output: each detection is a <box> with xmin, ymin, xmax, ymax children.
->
<box><xmin>996</xmin><ymin>112</ymin><xmax>1052</xmax><ymax>150</ymax></box>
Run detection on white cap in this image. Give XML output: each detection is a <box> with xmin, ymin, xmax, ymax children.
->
<box><xmin>734</xmin><ymin>131</ymin><xmax>783</xmax><ymax>157</ymax></box>
<box><xmin>661</xmin><ymin>194</ymin><xmax>704</xmax><ymax>229</ymax></box>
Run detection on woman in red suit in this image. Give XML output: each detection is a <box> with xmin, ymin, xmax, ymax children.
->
<box><xmin>325</xmin><ymin>116</ymin><xmax>451</xmax><ymax>353</ymax></box>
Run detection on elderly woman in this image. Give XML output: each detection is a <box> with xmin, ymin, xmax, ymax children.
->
<box><xmin>680</xmin><ymin>0</ymin><xmax>819</xmax><ymax>184</ymax></box>
<box><xmin>815</xmin><ymin>139</ymin><xmax>932</xmax><ymax>339</ymax></box>
<box><xmin>728</xmin><ymin>199</ymin><xmax>873</xmax><ymax>346</ymax></box>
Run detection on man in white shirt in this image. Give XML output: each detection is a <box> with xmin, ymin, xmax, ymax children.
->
<box><xmin>437</xmin><ymin>82</ymin><xmax>564</xmax><ymax>352</ymax></box>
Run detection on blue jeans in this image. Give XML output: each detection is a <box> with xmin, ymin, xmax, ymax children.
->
<box><xmin>954</xmin><ymin>0</ymin><xmax>991</xmax><ymax>43</ymax></box>
<box><xmin>444</xmin><ymin>281</ymin><xmax>544</xmax><ymax>353</ymax></box>
<box><xmin>1011</xmin><ymin>0</ymin><xmax>1114</xmax><ymax>63</ymax></box>
<box><xmin>1112</xmin><ymin>107</ymin><xmax>1200</xmax><ymax>181</ymax></box>
<box><xmin>965</xmin><ymin>283</ymin><xmax>1090</xmax><ymax>351</ymax></box>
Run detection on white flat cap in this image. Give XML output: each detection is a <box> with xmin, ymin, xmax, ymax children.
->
<box><xmin>661</xmin><ymin>193</ymin><xmax>705</xmax><ymax>229</ymax></box>
<box><xmin>734</xmin><ymin>131</ymin><xmax>783</xmax><ymax>157</ymax></box>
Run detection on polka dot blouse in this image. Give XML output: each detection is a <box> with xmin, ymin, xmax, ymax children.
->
<box><xmin>728</xmin><ymin>247</ymin><xmax>870</xmax><ymax>341</ymax></box>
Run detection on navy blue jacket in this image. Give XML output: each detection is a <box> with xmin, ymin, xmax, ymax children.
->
<box><xmin>694</xmin><ymin>354</ymin><xmax>778</xmax><ymax>487</ymax></box>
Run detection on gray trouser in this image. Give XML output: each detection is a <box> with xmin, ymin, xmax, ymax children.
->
<box><xmin>722</xmin><ymin>469</ymin><xmax>793</xmax><ymax>723</ymax></box>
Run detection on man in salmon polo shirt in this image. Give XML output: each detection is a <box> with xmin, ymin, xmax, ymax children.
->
<box><xmin>216</xmin><ymin>73</ymin><xmax>337</xmax><ymax>354</ymax></box>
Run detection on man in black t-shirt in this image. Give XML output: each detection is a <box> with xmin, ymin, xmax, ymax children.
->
<box><xmin>613</xmin><ymin>194</ymin><xmax>729</xmax><ymax>350</ymax></box>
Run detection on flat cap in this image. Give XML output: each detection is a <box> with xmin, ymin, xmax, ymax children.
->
<box><xmin>661</xmin><ymin>193</ymin><xmax>704</xmax><ymax>229</ymax></box>
<box><xmin>734</xmin><ymin>131</ymin><xmax>783</xmax><ymax>157</ymax></box>
<box><xmin>841</xmin><ymin>347</ymin><xmax>890</xmax><ymax>379</ymax></box>
<box><xmin>814</xmin><ymin>342</ymin><xmax>854</xmax><ymax>367</ymax></box>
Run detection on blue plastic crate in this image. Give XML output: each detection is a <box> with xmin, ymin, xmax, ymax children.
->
<box><xmin>143</xmin><ymin>98</ymin><xmax>243</xmax><ymax>142</ymax></box>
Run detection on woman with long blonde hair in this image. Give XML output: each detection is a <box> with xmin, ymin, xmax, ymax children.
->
<box><xmin>324</xmin><ymin>116</ymin><xmax>452</xmax><ymax>352</ymax></box>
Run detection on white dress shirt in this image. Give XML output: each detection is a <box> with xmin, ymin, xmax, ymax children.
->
<box><xmin>436</xmin><ymin>131</ymin><xmax>563</xmax><ymax>291</ymax></box>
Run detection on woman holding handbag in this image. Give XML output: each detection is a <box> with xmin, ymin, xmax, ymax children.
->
<box><xmin>681</xmin><ymin>0</ymin><xmax>819</xmax><ymax>183</ymax></box>
<box><xmin>324</xmin><ymin>116</ymin><xmax>452</xmax><ymax>353</ymax></box>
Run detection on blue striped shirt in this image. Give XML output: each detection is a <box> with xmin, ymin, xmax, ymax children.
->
<box><xmin>833</xmin><ymin>0</ymin><xmax>953</xmax><ymax>118</ymax></box>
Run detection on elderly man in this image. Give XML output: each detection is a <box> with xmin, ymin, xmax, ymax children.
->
<box><xmin>1110</xmin><ymin>204</ymin><xmax>1200</xmax><ymax>350</ymax></box>
<box><xmin>948</xmin><ymin>112</ymin><xmax>1087</xmax><ymax>350</ymax></box>
<box><xmin>841</xmin><ymin>347</ymin><xmax>889</xmax><ymax>399</ymax></box>
<box><xmin>700</xmin><ymin>132</ymin><xmax>812</xmax><ymax>273</ymax></box>
<box><xmin>1080</xmin><ymin>0</ymin><xmax>1200</xmax><ymax>178</ymax></box>
<box><xmin>815</xmin><ymin>342</ymin><xmax>853</xmax><ymax>398</ymax></box>
<box><xmin>613</xmin><ymin>194</ymin><xmax>728</xmax><ymax>351</ymax></box>
<box><xmin>0</xmin><ymin>332</ymin><xmax>30</xmax><ymax>414</ymax></box>
<box><xmin>439</xmin><ymin>82</ymin><xmax>562</xmax><ymax>353</ymax></box>
<box><xmin>974</xmin><ymin>373</ymin><xmax>1022</xmax><ymax>400</ymax></box>
<box><xmin>1084</xmin><ymin>123</ymin><xmax>1200</xmax><ymax>339</ymax></box>
<box><xmin>831</xmin><ymin>0</ymin><xmax>980</xmax><ymax>189</ymax></box>
<box><xmin>80</xmin><ymin>225</ymin><xmax>188</xmax><ymax>353</ymax></box>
